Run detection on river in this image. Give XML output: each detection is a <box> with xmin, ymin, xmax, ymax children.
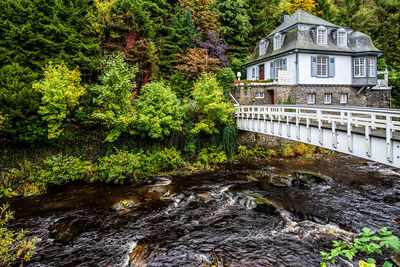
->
<box><xmin>5</xmin><ymin>154</ymin><xmax>400</xmax><ymax>266</ymax></box>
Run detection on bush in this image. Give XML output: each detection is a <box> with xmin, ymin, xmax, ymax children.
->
<box><xmin>0</xmin><ymin>204</ymin><xmax>37</xmax><ymax>266</ymax></box>
<box><xmin>280</xmin><ymin>144</ymin><xmax>296</xmax><ymax>158</ymax></box>
<box><xmin>236</xmin><ymin>145</ymin><xmax>255</xmax><ymax>160</ymax></box>
<box><xmin>223</xmin><ymin>125</ymin><xmax>237</xmax><ymax>161</ymax></box>
<box><xmin>198</xmin><ymin>146</ymin><xmax>227</xmax><ymax>167</ymax></box>
<box><xmin>95</xmin><ymin>150</ymin><xmax>157</xmax><ymax>184</ymax></box>
<box><xmin>41</xmin><ymin>155</ymin><xmax>92</xmax><ymax>185</ymax></box>
<box><xmin>152</xmin><ymin>147</ymin><xmax>185</xmax><ymax>171</ymax></box>
<box><xmin>33</xmin><ymin>62</ymin><xmax>86</xmax><ymax>139</ymax></box>
<box><xmin>216</xmin><ymin>67</ymin><xmax>236</xmax><ymax>98</ymax></box>
<box><xmin>134</xmin><ymin>81</ymin><xmax>184</xmax><ymax>139</ymax></box>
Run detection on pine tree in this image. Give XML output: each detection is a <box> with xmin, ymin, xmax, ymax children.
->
<box><xmin>179</xmin><ymin>0</ymin><xmax>220</xmax><ymax>35</ymax></box>
<box><xmin>212</xmin><ymin>0</ymin><xmax>252</xmax><ymax>60</ymax></box>
<box><xmin>159</xmin><ymin>6</ymin><xmax>198</xmax><ymax>75</ymax></box>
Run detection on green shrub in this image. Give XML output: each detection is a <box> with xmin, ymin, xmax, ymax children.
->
<box><xmin>216</xmin><ymin>67</ymin><xmax>236</xmax><ymax>98</ymax></box>
<box><xmin>253</xmin><ymin>146</ymin><xmax>267</xmax><ymax>158</ymax></box>
<box><xmin>95</xmin><ymin>150</ymin><xmax>157</xmax><ymax>184</ymax></box>
<box><xmin>152</xmin><ymin>147</ymin><xmax>185</xmax><ymax>170</ymax></box>
<box><xmin>321</xmin><ymin>227</ymin><xmax>400</xmax><ymax>267</ymax></box>
<box><xmin>236</xmin><ymin>145</ymin><xmax>255</xmax><ymax>160</ymax></box>
<box><xmin>40</xmin><ymin>155</ymin><xmax>91</xmax><ymax>185</ymax></box>
<box><xmin>198</xmin><ymin>146</ymin><xmax>227</xmax><ymax>167</ymax></box>
<box><xmin>0</xmin><ymin>204</ymin><xmax>37</xmax><ymax>266</ymax></box>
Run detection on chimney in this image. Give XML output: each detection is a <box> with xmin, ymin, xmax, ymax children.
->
<box><xmin>282</xmin><ymin>15</ymin><xmax>289</xmax><ymax>23</ymax></box>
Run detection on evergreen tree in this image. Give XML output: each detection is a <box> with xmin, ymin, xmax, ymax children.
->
<box><xmin>212</xmin><ymin>0</ymin><xmax>252</xmax><ymax>60</ymax></box>
<box><xmin>0</xmin><ymin>0</ymin><xmax>100</xmax><ymax>78</ymax></box>
<box><xmin>179</xmin><ymin>0</ymin><xmax>220</xmax><ymax>35</ymax></box>
<box><xmin>159</xmin><ymin>6</ymin><xmax>198</xmax><ymax>75</ymax></box>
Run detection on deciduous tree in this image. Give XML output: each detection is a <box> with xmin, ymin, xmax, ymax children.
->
<box><xmin>176</xmin><ymin>48</ymin><xmax>221</xmax><ymax>78</ymax></box>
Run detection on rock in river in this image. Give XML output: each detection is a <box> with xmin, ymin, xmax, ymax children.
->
<box><xmin>239</xmin><ymin>193</ymin><xmax>278</xmax><ymax>215</ymax></box>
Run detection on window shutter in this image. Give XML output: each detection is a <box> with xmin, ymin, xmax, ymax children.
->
<box><xmin>282</xmin><ymin>58</ymin><xmax>287</xmax><ymax>70</ymax></box>
<box><xmin>270</xmin><ymin>61</ymin><xmax>275</xmax><ymax>79</ymax></box>
<box><xmin>281</xmin><ymin>34</ymin><xmax>286</xmax><ymax>47</ymax></box>
<box><xmin>311</xmin><ymin>56</ymin><xmax>317</xmax><ymax>77</ymax></box>
<box><xmin>329</xmin><ymin>57</ymin><xmax>335</xmax><ymax>77</ymax></box>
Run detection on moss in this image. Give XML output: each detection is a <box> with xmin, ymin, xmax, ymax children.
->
<box><xmin>239</xmin><ymin>193</ymin><xmax>278</xmax><ymax>214</ymax></box>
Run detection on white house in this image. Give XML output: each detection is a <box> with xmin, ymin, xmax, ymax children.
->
<box><xmin>237</xmin><ymin>9</ymin><xmax>391</xmax><ymax>107</ymax></box>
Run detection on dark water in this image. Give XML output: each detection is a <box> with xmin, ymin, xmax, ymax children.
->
<box><xmin>5</xmin><ymin>154</ymin><xmax>400</xmax><ymax>266</ymax></box>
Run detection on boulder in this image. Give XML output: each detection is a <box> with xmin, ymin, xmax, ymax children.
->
<box><xmin>390</xmin><ymin>251</ymin><xmax>400</xmax><ymax>267</ymax></box>
<box><xmin>239</xmin><ymin>194</ymin><xmax>278</xmax><ymax>215</ymax></box>
<box><xmin>112</xmin><ymin>197</ymin><xmax>141</xmax><ymax>211</ymax></box>
<box><xmin>292</xmin><ymin>170</ymin><xmax>332</xmax><ymax>188</ymax></box>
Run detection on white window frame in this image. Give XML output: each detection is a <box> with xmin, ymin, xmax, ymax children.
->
<box><xmin>317</xmin><ymin>56</ymin><xmax>328</xmax><ymax>77</ymax></box>
<box><xmin>275</xmin><ymin>58</ymin><xmax>283</xmax><ymax>76</ymax></box>
<box><xmin>337</xmin><ymin>28</ymin><xmax>347</xmax><ymax>47</ymax></box>
<box><xmin>259</xmin><ymin>40</ymin><xmax>266</xmax><ymax>55</ymax></box>
<box><xmin>317</xmin><ymin>26</ymin><xmax>327</xmax><ymax>45</ymax></box>
<box><xmin>340</xmin><ymin>93</ymin><xmax>348</xmax><ymax>104</ymax></box>
<box><xmin>273</xmin><ymin>33</ymin><xmax>282</xmax><ymax>50</ymax></box>
<box><xmin>252</xmin><ymin>67</ymin><xmax>256</xmax><ymax>79</ymax></box>
<box><xmin>324</xmin><ymin>93</ymin><xmax>332</xmax><ymax>104</ymax></box>
<box><xmin>367</xmin><ymin>57</ymin><xmax>376</xmax><ymax>77</ymax></box>
<box><xmin>354</xmin><ymin>57</ymin><xmax>366</xmax><ymax>77</ymax></box>
<box><xmin>307</xmin><ymin>93</ymin><xmax>316</xmax><ymax>104</ymax></box>
<box><xmin>255</xmin><ymin>92</ymin><xmax>264</xmax><ymax>99</ymax></box>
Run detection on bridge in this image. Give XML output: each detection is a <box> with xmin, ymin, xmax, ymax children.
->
<box><xmin>235</xmin><ymin>105</ymin><xmax>400</xmax><ymax>168</ymax></box>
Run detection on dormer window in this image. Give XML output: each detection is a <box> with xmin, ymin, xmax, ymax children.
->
<box><xmin>259</xmin><ymin>40</ymin><xmax>266</xmax><ymax>55</ymax></box>
<box><xmin>337</xmin><ymin>28</ymin><xmax>347</xmax><ymax>46</ymax></box>
<box><xmin>273</xmin><ymin>33</ymin><xmax>282</xmax><ymax>50</ymax></box>
<box><xmin>317</xmin><ymin>26</ymin><xmax>327</xmax><ymax>45</ymax></box>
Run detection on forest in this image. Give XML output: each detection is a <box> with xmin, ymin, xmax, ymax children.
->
<box><xmin>0</xmin><ymin>0</ymin><xmax>399</xmax><ymax>189</ymax></box>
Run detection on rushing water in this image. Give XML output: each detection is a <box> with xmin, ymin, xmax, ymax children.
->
<box><xmin>5</xmin><ymin>154</ymin><xmax>400</xmax><ymax>266</ymax></box>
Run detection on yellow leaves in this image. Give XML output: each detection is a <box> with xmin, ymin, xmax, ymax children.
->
<box><xmin>359</xmin><ymin>260</ymin><xmax>376</xmax><ymax>267</ymax></box>
<box><xmin>33</xmin><ymin>62</ymin><xmax>86</xmax><ymax>139</ymax></box>
<box><xmin>94</xmin><ymin>0</ymin><xmax>116</xmax><ymax>24</ymax></box>
<box><xmin>285</xmin><ymin>0</ymin><xmax>318</xmax><ymax>15</ymax></box>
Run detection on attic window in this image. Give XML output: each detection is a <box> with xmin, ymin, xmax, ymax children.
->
<box><xmin>337</xmin><ymin>28</ymin><xmax>347</xmax><ymax>46</ymax></box>
<box><xmin>259</xmin><ymin>40</ymin><xmax>266</xmax><ymax>55</ymax></box>
<box><xmin>273</xmin><ymin>33</ymin><xmax>282</xmax><ymax>50</ymax></box>
<box><xmin>317</xmin><ymin>26</ymin><xmax>327</xmax><ymax>45</ymax></box>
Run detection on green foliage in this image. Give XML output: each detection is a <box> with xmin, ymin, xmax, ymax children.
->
<box><xmin>0</xmin><ymin>63</ymin><xmax>45</xmax><ymax>142</ymax></box>
<box><xmin>0</xmin><ymin>204</ymin><xmax>36</xmax><ymax>266</ymax></box>
<box><xmin>212</xmin><ymin>0</ymin><xmax>252</xmax><ymax>59</ymax></box>
<box><xmin>320</xmin><ymin>227</ymin><xmax>400</xmax><ymax>267</ymax></box>
<box><xmin>41</xmin><ymin>155</ymin><xmax>91</xmax><ymax>185</ymax></box>
<box><xmin>95</xmin><ymin>150</ymin><xmax>157</xmax><ymax>184</ymax></box>
<box><xmin>223</xmin><ymin>125</ymin><xmax>237</xmax><ymax>161</ymax></box>
<box><xmin>236</xmin><ymin>145</ymin><xmax>255</xmax><ymax>159</ymax></box>
<box><xmin>0</xmin><ymin>0</ymin><xmax>100</xmax><ymax>74</ymax></box>
<box><xmin>90</xmin><ymin>53</ymin><xmax>138</xmax><ymax>142</ymax></box>
<box><xmin>280</xmin><ymin>144</ymin><xmax>296</xmax><ymax>158</ymax></box>
<box><xmin>134</xmin><ymin>81</ymin><xmax>184</xmax><ymax>139</ymax></box>
<box><xmin>189</xmin><ymin>74</ymin><xmax>235</xmax><ymax>134</ymax></box>
<box><xmin>198</xmin><ymin>146</ymin><xmax>227</xmax><ymax>167</ymax></box>
<box><xmin>168</xmin><ymin>71</ymin><xmax>194</xmax><ymax>99</ymax></box>
<box><xmin>217</xmin><ymin>68</ymin><xmax>236</xmax><ymax>98</ymax></box>
<box><xmin>33</xmin><ymin>62</ymin><xmax>85</xmax><ymax>139</ymax></box>
<box><xmin>151</xmin><ymin>147</ymin><xmax>186</xmax><ymax>170</ymax></box>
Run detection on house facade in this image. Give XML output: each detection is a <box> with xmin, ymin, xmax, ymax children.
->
<box><xmin>233</xmin><ymin>9</ymin><xmax>391</xmax><ymax>107</ymax></box>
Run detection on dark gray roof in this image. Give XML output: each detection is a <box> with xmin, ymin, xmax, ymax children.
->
<box><xmin>269</xmin><ymin>9</ymin><xmax>337</xmax><ymax>36</ymax></box>
<box><xmin>245</xmin><ymin>10</ymin><xmax>382</xmax><ymax>66</ymax></box>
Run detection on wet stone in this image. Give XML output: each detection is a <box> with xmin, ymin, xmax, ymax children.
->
<box><xmin>292</xmin><ymin>170</ymin><xmax>332</xmax><ymax>188</ymax></box>
<box><xmin>111</xmin><ymin>197</ymin><xmax>141</xmax><ymax>211</ymax></box>
<box><xmin>49</xmin><ymin>216</ymin><xmax>98</xmax><ymax>243</ymax></box>
<box><xmin>391</xmin><ymin>251</ymin><xmax>400</xmax><ymax>267</ymax></box>
<box><xmin>239</xmin><ymin>194</ymin><xmax>278</xmax><ymax>215</ymax></box>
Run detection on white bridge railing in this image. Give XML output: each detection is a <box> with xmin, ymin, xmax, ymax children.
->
<box><xmin>236</xmin><ymin>105</ymin><xmax>400</xmax><ymax>168</ymax></box>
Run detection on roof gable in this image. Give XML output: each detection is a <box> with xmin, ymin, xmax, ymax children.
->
<box><xmin>269</xmin><ymin>9</ymin><xmax>338</xmax><ymax>36</ymax></box>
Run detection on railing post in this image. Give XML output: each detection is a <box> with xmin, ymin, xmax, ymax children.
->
<box><xmin>317</xmin><ymin>109</ymin><xmax>323</xmax><ymax>145</ymax></box>
<box><xmin>332</xmin><ymin>121</ymin><xmax>337</xmax><ymax>148</ymax></box>
<box><xmin>306</xmin><ymin>116</ymin><xmax>311</xmax><ymax>142</ymax></box>
<box><xmin>386</xmin><ymin>116</ymin><xmax>393</xmax><ymax>162</ymax></box>
<box><xmin>365</xmin><ymin>124</ymin><xmax>371</xmax><ymax>157</ymax></box>
<box><xmin>296</xmin><ymin>108</ymin><xmax>300</xmax><ymax>140</ymax></box>
<box><xmin>347</xmin><ymin>112</ymin><xmax>353</xmax><ymax>152</ymax></box>
<box><xmin>278</xmin><ymin>108</ymin><xmax>282</xmax><ymax>136</ymax></box>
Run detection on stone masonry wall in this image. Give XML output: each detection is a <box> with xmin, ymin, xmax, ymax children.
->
<box><xmin>232</xmin><ymin>84</ymin><xmax>390</xmax><ymax>108</ymax></box>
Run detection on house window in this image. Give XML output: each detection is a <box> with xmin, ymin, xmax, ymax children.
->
<box><xmin>340</xmin><ymin>93</ymin><xmax>348</xmax><ymax>104</ymax></box>
<box><xmin>317</xmin><ymin>26</ymin><xmax>327</xmax><ymax>45</ymax></box>
<box><xmin>274</xmin><ymin>33</ymin><xmax>282</xmax><ymax>50</ymax></box>
<box><xmin>337</xmin><ymin>29</ymin><xmax>347</xmax><ymax>46</ymax></box>
<box><xmin>324</xmin><ymin>93</ymin><xmax>332</xmax><ymax>104</ymax></box>
<box><xmin>275</xmin><ymin>58</ymin><xmax>283</xmax><ymax>76</ymax></box>
<box><xmin>367</xmin><ymin>57</ymin><xmax>376</xmax><ymax>77</ymax></box>
<box><xmin>317</xmin><ymin>56</ymin><xmax>328</xmax><ymax>77</ymax></box>
<box><xmin>259</xmin><ymin>40</ymin><xmax>266</xmax><ymax>55</ymax></box>
<box><xmin>307</xmin><ymin>93</ymin><xmax>316</xmax><ymax>104</ymax></box>
<box><xmin>354</xmin><ymin>58</ymin><xmax>366</xmax><ymax>77</ymax></box>
<box><xmin>252</xmin><ymin>67</ymin><xmax>256</xmax><ymax>78</ymax></box>
<box><xmin>255</xmin><ymin>92</ymin><xmax>264</xmax><ymax>98</ymax></box>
